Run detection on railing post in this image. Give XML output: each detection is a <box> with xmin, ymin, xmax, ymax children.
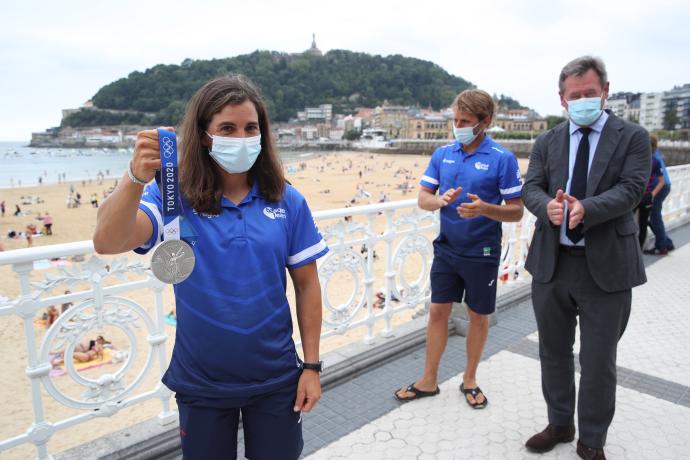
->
<box><xmin>152</xmin><ymin>281</ymin><xmax>176</xmax><ymax>425</ymax></box>
<box><xmin>362</xmin><ymin>213</ymin><xmax>377</xmax><ymax>345</ymax></box>
<box><xmin>380</xmin><ymin>209</ymin><xmax>396</xmax><ymax>338</ymax></box>
<box><xmin>15</xmin><ymin>261</ymin><xmax>55</xmax><ymax>460</ymax></box>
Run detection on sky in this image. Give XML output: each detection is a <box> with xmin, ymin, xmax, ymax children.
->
<box><xmin>1</xmin><ymin>0</ymin><xmax>689</xmax><ymax>142</ymax></box>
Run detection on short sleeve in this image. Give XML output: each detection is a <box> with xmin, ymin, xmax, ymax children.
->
<box><xmin>286</xmin><ymin>187</ymin><xmax>329</xmax><ymax>269</ymax></box>
<box><xmin>498</xmin><ymin>153</ymin><xmax>523</xmax><ymax>200</ymax></box>
<box><xmin>420</xmin><ymin>149</ymin><xmax>441</xmax><ymax>191</ymax></box>
<box><xmin>134</xmin><ymin>182</ymin><xmax>163</xmax><ymax>255</ymax></box>
<box><xmin>651</xmin><ymin>157</ymin><xmax>662</xmax><ymax>178</ymax></box>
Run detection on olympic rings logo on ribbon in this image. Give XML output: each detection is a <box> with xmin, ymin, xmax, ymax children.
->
<box><xmin>161</xmin><ymin>137</ymin><xmax>175</xmax><ymax>159</ymax></box>
<box><xmin>165</xmin><ymin>227</ymin><xmax>178</xmax><ymax>235</ymax></box>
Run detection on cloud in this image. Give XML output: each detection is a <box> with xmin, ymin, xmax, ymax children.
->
<box><xmin>1</xmin><ymin>0</ymin><xmax>689</xmax><ymax>140</ymax></box>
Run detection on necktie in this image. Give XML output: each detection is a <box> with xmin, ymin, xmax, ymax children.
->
<box><xmin>566</xmin><ymin>127</ymin><xmax>592</xmax><ymax>244</ymax></box>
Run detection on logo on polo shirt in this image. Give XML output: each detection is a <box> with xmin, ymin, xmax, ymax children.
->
<box><xmin>475</xmin><ymin>162</ymin><xmax>489</xmax><ymax>171</ymax></box>
<box><xmin>263</xmin><ymin>207</ymin><xmax>287</xmax><ymax>219</ymax></box>
<box><xmin>192</xmin><ymin>209</ymin><xmax>219</xmax><ymax>219</ymax></box>
<box><xmin>442</xmin><ymin>158</ymin><xmax>456</xmax><ymax>164</ymax></box>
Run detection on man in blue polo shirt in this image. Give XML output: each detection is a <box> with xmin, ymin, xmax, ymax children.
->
<box><xmin>395</xmin><ymin>89</ymin><xmax>523</xmax><ymax>409</ymax></box>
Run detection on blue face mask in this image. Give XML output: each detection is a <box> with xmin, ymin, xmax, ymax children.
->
<box><xmin>453</xmin><ymin>122</ymin><xmax>481</xmax><ymax>145</ymax></box>
<box><xmin>206</xmin><ymin>133</ymin><xmax>262</xmax><ymax>173</ymax></box>
<box><xmin>567</xmin><ymin>96</ymin><xmax>603</xmax><ymax>126</ymax></box>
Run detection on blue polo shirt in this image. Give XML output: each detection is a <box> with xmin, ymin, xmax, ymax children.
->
<box><xmin>654</xmin><ymin>149</ymin><xmax>671</xmax><ymax>187</ymax></box>
<box><xmin>420</xmin><ymin>136</ymin><xmax>522</xmax><ymax>264</ymax></box>
<box><xmin>135</xmin><ymin>180</ymin><xmax>328</xmax><ymax>398</ymax></box>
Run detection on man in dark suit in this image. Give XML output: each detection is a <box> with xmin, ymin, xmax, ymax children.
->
<box><xmin>522</xmin><ymin>56</ymin><xmax>650</xmax><ymax>460</ymax></box>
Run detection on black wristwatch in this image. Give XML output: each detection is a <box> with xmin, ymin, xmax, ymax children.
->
<box><xmin>302</xmin><ymin>361</ymin><xmax>323</xmax><ymax>373</ymax></box>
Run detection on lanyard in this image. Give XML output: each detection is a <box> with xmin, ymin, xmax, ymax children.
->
<box><xmin>157</xmin><ymin>129</ymin><xmax>183</xmax><ymax>242</ymax></box>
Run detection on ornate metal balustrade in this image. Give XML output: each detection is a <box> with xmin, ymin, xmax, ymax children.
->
<box><xmin>1</xmin><ymin>164</ymin><xmax>689</xmax><ymax>459</ymax></box>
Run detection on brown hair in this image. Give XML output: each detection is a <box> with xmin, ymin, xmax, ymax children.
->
<box><xmin>452</xmin><ymin>89</ymin><xmax>495</xmax><ymax>123</ymax></box>
<box><xmin>559</xmin><ymin>56</ymin><xmax>607</xmax><ymax>93</ymax></box>
<box><xmin>650</xmin><ymin>134</ymin><xmax>658</xmax><ymax>152</ymax></box>
<box><xmin>179</xmin><ymin>75</ymin><xmax>285</xmax><ymax>214</ymax></box>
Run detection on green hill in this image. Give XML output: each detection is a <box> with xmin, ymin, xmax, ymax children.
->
<box><xmin>62</xmin><ymin>50</ymin><xmax>521</xmax><ymax>127</ymax></box>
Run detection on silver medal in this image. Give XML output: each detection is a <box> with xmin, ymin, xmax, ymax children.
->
<box><xmin>151</xmin><ymin>239</ymin><xmax>195</xmax><ymax>284</ymax></box>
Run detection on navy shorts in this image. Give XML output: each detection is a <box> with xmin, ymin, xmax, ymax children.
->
<box><xmin>176</xmin><ymin>381</ymin><xmax>302</xmax><ymax>460</ymax></box>
<box><xmin>430</xmin><ymin>254</ymin><xmax>499</xmax><ymax>315</ymax></box>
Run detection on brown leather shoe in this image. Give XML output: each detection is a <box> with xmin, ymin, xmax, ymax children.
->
<box><xmin>525</xmin><ymin>424</ymin><xmax>575</xmax><ymax>453</ymax></box>
<box><xmin>576</xmin><ymin>440</ymin><xmax>606</xmax><ymax>459</ymax></box>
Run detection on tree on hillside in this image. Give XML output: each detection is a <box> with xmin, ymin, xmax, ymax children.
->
<box><xmin>545</xmin><ymin>115</ymin><xmax>567</xmax><ymax>129</ymax></box>
<box><xmin>67</xmin><ymin>50</ymin><xmax>476</xmax><ymax>128</ymax></box>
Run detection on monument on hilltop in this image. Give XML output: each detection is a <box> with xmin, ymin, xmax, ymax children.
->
<box><xmin>305</xmin><ymin>33</ymin><xmax>322</xmax><ymax>56</ymax></box>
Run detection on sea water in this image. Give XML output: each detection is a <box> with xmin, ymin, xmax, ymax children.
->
<box><xmin>0</xmin><ymin>142</ymin><xmax>317</xmax><ymax>188</ymax></box>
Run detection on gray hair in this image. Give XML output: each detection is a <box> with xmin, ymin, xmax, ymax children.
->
<box><xmin>558</xmin><ymin>56</ymin><xmax>608</xmax><ymax>93</ymax></box>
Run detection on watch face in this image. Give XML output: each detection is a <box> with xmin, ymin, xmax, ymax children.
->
<box><xmin>303</xmin><ymin>361</ymin><xmax>323</xmax><ymax>372</ymax></box>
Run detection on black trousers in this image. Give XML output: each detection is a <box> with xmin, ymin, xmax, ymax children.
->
<box><xmin>637</xmin><ymin>203</ymin><xmax>651</xmax><ymax>248</ymax></box>
<box><xmin>532</xmin><ymin>250</ymin><xmax>631</xmax><ymax>448</ymax></box>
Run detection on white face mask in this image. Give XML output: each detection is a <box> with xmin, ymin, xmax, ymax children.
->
<box><xmin>453</xmin><ymin>122</ymin><xmax>481</xmax><ymax>145</ymax></box>
<box><xmin>206</xmin><ymin>133</ymin><xmax>262</xmax><ymax>173</ymax></box>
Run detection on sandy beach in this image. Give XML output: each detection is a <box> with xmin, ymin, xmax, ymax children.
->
<box><xmin>0</xmin><ymin>150</ymin><xmax>529</xmax><ymax>458</ymax></box>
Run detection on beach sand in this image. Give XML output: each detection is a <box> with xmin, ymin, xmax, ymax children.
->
<box><xmin>0</xmin><ymin>150</ymin><xmax>529</xmax><ymax>458</ymax></box>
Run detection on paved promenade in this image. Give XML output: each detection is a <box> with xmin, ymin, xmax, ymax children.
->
<box><xmin>298</xmin><ymin>226</ymin><xmax>690</xmax><ymax>460</ymax></box>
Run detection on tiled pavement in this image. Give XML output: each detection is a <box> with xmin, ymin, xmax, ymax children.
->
<box><xmin>296</xmin><ymin>225</ymin><xmax>690</xmax><ymax>460</ymax></box>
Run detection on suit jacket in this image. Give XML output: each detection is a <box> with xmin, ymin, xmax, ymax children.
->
<box><xmin>523</xmin><ymin>111</ymin><xmax>650</xmax><ymax>292</ymax></box>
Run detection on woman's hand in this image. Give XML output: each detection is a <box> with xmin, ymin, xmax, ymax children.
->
<box><xmin>131</xmin><ymin>127</ymin><xmax>175</xmax><ymax>183</ymax></box>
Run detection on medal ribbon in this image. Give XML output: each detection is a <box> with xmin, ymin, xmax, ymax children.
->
<box><xmin>157</xmin><ymin>129</ymin><xmax>183</xmax><ymax>242</ymax></box>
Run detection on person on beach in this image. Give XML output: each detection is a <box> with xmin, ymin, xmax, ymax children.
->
<box><xmin>51</xmin><ymin>335</ymin><xmax>109</xmax><ymax>365</ymax></box>
<box><xmin>93</xmin><ymin>75</ymin><xmax>327</xmax><ymax>460</ymax></box>
<box><xmin>1</xmin><ymin>200</ymin><xmax>5</xmax><ymax>217</ymax></box>
<box><xmin>61</xmin><ymin>290</ymin><xmax>72</xmax><ymax>313</ymax></box>
<box><xmin>43</xmin><ymin>212</ymin><xmax>54</xmax><ymax>235</ymax></box>
<box><xmin>522</xmin><ymin>56</ymin><xmax>650</xmax><ymax>459</ymax></box>
<box><xmin>644</xmin><ymin>135</ymin><xmax>674</xmax><ymax>254</ymax></box>
<box><xmin>43</xmin><ymin>305</ymin><xmax>59</xmax><ymax>326</ymax></box>
<box><xmin>394</xmin><ymin>89</ymin><xmax>524</xmax><ymax>409</ymax></box>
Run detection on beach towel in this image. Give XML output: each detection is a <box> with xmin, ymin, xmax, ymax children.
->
<box><xmin>164</xmin><ymin>313</ymin><xmax>177</xmax><ymax>327</ymax></box>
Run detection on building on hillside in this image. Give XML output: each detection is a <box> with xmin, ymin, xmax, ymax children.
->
<box><xmin>297</xmin><ymin>104</ymin><xmax>333</xmax><ymax>122</ymax></box>
<box><xmin>300</xmin><ymin>125</ymin><xmax>318</xmax><ymax>141</ymax></box>
<box><xmin>663</xmin><ymin>84</ymin><xmax>690</xmax><ymax>130</ymax></box>
<box><xmin>493</xmin><ymin>109</ymin><xmax>547</xmax><ymax>132</ymax></box>
<box><xmin>355</xmin><ymin>108</ymin><xmax>374</xmax><ymax>121</ymax></box>
<box><xmin>639</xmin><ymin>92</ymin><xmax>665</xmax><ymax>131</ymax></box>
<box><xmin>328</xmin><ymin>129</ymin><xmax>345</xmax><ymax>140</ymax></box>
<box><xmin>61</xmin><ymin>100</ymin><xmax>94</xmax><ymax>120</ymax></box>
<box><xmin>606</xmin><ymin>92</ymin><xmax>641</xmax><ymax>123</ymax></box>
<box><xmin>341</xmin><ymin>114</ymin><xmax>363</xmax><ymax>132</ymax></box>
<box><xmin>404</xmin><ymin>111</ymin><xmax>453</xmax><ymax>139</ymax></box>
<box><xmin>371</xmin><ymin>105</ymin><xmax>411</xmax><ymax>138</ymax></box>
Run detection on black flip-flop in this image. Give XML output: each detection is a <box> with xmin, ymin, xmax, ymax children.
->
<box><xmin>460</xmin><ymin>383</ymin><xmax>488</xmax><ymax>409</ymax></box>
<box><xmin>394</xmin><ymin>383</ymin><xmax>440</xmax><ymax>402</ymax></box>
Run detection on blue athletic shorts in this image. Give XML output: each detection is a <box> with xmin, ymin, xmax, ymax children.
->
<box><xmin>430</xmin><ymin>254</ymin><xmax>499</xmax><ymax>315</ymax></box>
<box><xmin>176</xmin><ymin>381</ymin><xmax>302</xmax><ymax>460</ymax></box>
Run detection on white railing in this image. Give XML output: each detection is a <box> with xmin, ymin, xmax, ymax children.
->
<box><xmin>1</xmin><ymin>164</ymin><xmax>690</xmax><ymax>459</ymax></box>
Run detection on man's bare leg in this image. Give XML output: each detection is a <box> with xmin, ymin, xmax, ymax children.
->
<box><xmin>396</xmin><ymin>302</ymin><xmax>452</xmax><ymax>398</ymax></box>
<box><xmin>462</xmin><ymin>307</ymin><xmax>489</xmax><ymax>404</ymax></box>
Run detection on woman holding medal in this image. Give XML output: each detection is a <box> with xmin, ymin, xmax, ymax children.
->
<box><xmin>93</xmin><ymin>75</ymin><xmax>328</xmax><ymax>460</ymax></box>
